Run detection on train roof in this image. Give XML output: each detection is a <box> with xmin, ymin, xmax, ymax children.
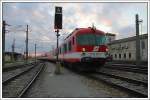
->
<box><xmin>64</xmin><ymin>27</ymin><xmax>105</xmax><ymax>40</ymax></box>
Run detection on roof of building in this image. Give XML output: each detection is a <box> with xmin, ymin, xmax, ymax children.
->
<box><xmin>5</xmin><ymin>52</ymin><xmax>22</xmax><ymax>56</ymax></box>
<box><xmin>108</xmin><ymin>34</ymin><xmax>148</xmax><ymax>45</ymax></box>
<box><xmin>106</xmin><ymin>33</ymin><xmax>116</xmax><ymax>36</ymax></box>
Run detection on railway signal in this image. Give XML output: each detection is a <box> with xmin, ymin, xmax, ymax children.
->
<box><xmin>54</xmin><ymin>7</ymin><xmax>62</xmax><ymax>29</ymax></box>
<box><xmin>54</xmin><ymin>6</ymin><xmax>63</xmax><ymax>74</ymax></box>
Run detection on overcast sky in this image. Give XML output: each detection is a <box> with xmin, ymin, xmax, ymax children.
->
<box><xmin>3</xmin><ymin>2</ymin><xmax>148</xmax><ymax>54</ymax></box>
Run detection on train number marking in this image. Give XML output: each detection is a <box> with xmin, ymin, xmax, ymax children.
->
<box><xmin>93</xmin><ymin>46</ymin><xmax>99</xmax><ymax>51</ymax></box>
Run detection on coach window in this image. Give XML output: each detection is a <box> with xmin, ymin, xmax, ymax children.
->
<box><xmin>72</xmin><ymin>37</ymin><xmax>75</xmax><ymax>45</ymax></box>
<box><xmin>61</xmin><ymin>48</ymin><xmax>62</xmax><ymax>54</ymax></box>
<box><xmin>65</xmin><ymin>44</ymin><xmax>67</xmax><ymax>53</ymax></box>
<box><xmin>64</xmin><ymin>44</ymin><xmax>67</xmax><ymax>52</ymax></box>
<box><xmin>68</xmin><ymin>41</ymin><xmax>71</xmax><ymax>51</ymax></box>
<box><xmin>62</xmin><ymin>45</ymin><xmax>64</xmax><ymax>53</ymax></box>
<box><xmin>60</xmin><ymin>48</ymin><xmax>61</xmax><ymax>54</ymax></box>
<box><xmin>129</xmin><ymin>53</ymin><xmax>131</xmax><ymax>59</ymax></box>
<box><xmin>119</xmin><ymin>54</ymin><xmax>121</xmax><ymax>59</ymax></box>
<box><xmin>63</xmin><ymin>44</ymin><xmax>65</xmax><ymax>53</ymax></box>
<box><xmin>59</xmin><ymin>47</ymin><xmax>61</xmax><ymax>54</ymax></box>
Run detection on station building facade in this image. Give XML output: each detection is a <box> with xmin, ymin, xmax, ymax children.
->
<box><xmin>107</xmin><ymin>34</ymin><xmax>148</xmax><ymax>63</ymax></box>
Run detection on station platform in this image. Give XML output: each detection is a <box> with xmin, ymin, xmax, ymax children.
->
<box><xmin>23</xmin><ymin>62</ymin><xmax>130</xmax><ymax>98</ymax></box>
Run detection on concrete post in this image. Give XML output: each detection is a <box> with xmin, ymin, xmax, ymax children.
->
<box><xmin>2</xmin><ymin>21</ymin><xmax>6</xmax><ymax>67</ymax></box>
<box><xmin>26</xmin><ymin>25</ymin><xmax>28</xmax><ymax>63</ymax></box>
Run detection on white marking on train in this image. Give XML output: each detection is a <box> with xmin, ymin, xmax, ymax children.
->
<box><xmin>93</xmin><ymin>46</ymin><xmax>99</xmax><ymax>51</ymax></box>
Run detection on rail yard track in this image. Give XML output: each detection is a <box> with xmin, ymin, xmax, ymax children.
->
<box><xmin>3</xmin><ymin>62</ymin><xmax>36</xmax><ymax>72</ymax></box>
<box><xmin>2</xmin><ymin>62</ymin><xmax>45</xmax><ymax>98</ymax></box>
<box><xmin>104</xmin><ymin>64</ymin><xmax>148</xmax><ymax>74</ymax></box>
<box><xmin>82</xmin><ymin>71</ymin><xmax>148</xmax><ymax>98</ymax></box>
<box><xmin>66</xmin><ymin>63</ymin><xmax>148</xmax><ymax>98</ymax></box>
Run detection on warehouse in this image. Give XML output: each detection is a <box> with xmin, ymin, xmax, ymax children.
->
<box><xmin>107</xmin><ymin>34</ymin><xmax>148</xmax><ymax>64</ymax></box>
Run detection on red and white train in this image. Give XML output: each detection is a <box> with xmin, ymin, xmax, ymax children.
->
<box><xmin>48</xmin><ymin>27</ymin><xmax>109</xmax><ymax>71</ymax></box>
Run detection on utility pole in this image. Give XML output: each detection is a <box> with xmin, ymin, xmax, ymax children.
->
<box><xmin>2</xmin><ymin>21</ymin><xmax>6</xmax><ymax>67</ymax></box>
<box><xmin>11</xmin><ymin>39</ymin><xmax>15</xmax><ymax>62</ymax></box>
<box><xmin>35</xmin><ymin>44</ymin><xmax>36</xmax><ymax>63</ymax></box>
<box><xmin>135</xmin><ymin>14</ymin><xmax>141</xmax><ymax>66</ymax></box>
<box><xmin>26</xmin><ymin>25</ymin><xmax>28</xmax><ymax>63</ymax></box>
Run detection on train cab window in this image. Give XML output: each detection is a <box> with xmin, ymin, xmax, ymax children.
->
<box><xmin>129</xmin><ymin>53</ymin><xmax>131</xmax><ymax>59</ymax></box>
<box><xmin>119</xmin><ymin>54</ymin><xmax>121</xmax><ymax>59</ymax></box>
<box><xmin>77</xmin><ymin>34</ymin><xmax>106</xmax><ymax>45</ymax></box>
<box><xmin>72</xmin><ymin>37</ymin><xmax>75</xmax><ymax>45</ymax></box>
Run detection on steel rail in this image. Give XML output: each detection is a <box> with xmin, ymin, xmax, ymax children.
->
<box><xmin>18</xmin><ymin>63</ymin><xmax>45</xmax><ymax>98</ymax></box>
<box><xmin>2</xmin><ymin>63</ymin><xmax>38</xmax><ymax>85</ymax></box>
<box><xmin>95</xmin><ymin>71</ymin><xmax>148</xmax><ymax>86</ymax></box>
<box><xmin>3</xmin><ymin>62</ymin><xmax>36</xmax><ymax>72</ymax></box>
<box><xmin>84</xmin><ymin>73</ymin><xmax>148</xmax><ymax>98</ymax></box>
<box><xmin>104</xmin><ymin>65</ymin><xmax>147</xmax><ymax>74</ymax></box>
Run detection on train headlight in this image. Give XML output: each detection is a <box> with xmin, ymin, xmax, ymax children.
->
<box><xmin>82</xmin><ymin>48</ymin><xmax>86</xmax><ymax>52</ymax></box>
<box><xmin>106</xmin><ymin>48</ymin><xmax>108</xmax><ymax>52</ymax></box>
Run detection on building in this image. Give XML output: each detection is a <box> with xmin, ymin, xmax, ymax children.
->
<box><xmin>105</xmin><ymin>33</ymin><xmax>116</xmax><ymax>43</ymax></box>
<box><xmin>5</xmin><ymin>52</ymin><xmax>24</xmax><ymax>62</ymax></box>
<box><xmin>107</xmin><ymin>34</ymin><xmax>148</xmax><ymax>64</ymax></box>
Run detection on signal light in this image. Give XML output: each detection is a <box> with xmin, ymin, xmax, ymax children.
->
<box><xmin>54</xmin><ymin>14</ymin><xmax>62</xmax><ymax>29</ymax></box>
<box><xmin>54</xmin><ymin>7</ymin><xmax>62</xmax><ymax>29</ymax></box>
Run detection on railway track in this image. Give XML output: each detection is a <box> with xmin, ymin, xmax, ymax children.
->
<box><xmin>2</xmin><ymin>62</ymin><xmax>45</xmax><ymax>98</ymax></box>
<box><xmin>109</xmin><ymin>63</ymin><xmax>147</xmax><ymax>68</ymax></box>
<box><xmin>83</xmin><ymin>71</ymin><xmax>148</xmax><ymax>98</ymax></box>
<box><xmin>2</xmin><ymin>62</ymin><xmax>39</xmax><ymax>83</ymax></box>
<box><xmin>3</xmin><ymin>62</ymin><xmax>36</xmax><ymax>72</ymax></box>
<box><xmin>104</xmin><ymin>64</ymin><xmax>148</xmax><ymax>74</ymax></box>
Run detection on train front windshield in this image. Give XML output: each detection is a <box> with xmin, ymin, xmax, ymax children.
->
<box><xmin>77</xmin><ymin>34</ymin><xmax>106</xmax><ymax>45</ymax></box>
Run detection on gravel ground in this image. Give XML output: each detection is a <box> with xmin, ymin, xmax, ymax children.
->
<box><xmin>23</xmin><ymin>62</ymin><xmax>131</xmax><ymax>98</ymax></box>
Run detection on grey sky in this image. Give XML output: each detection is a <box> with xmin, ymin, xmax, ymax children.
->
<box><xmin>3</xmin><ymin>2</ymin><xmax>148</xmax><ymax>54</ymax></box>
